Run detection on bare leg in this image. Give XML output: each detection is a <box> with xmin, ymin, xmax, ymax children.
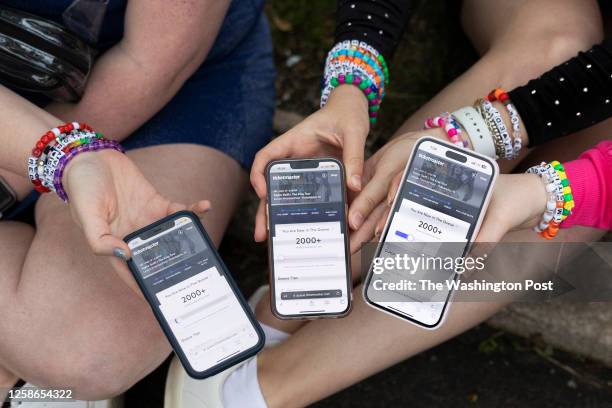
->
<box><xmin>0</xmin><ymin>144</ymin><xmax>247</xmax><ymax>400</ymax></box>
<box><xmin>0</xmin><ymin>222</ymin><xmax>34</xmax><ymax>400</ymax></box>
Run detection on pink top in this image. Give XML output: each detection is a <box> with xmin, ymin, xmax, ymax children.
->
<box><xmin>561</xmin><ymin>141</ymin><xmax>612</xmax><ymax>230</ymax></box>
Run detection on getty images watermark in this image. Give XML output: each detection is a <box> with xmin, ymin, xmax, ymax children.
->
<box><xmin>370</xmin><ymin>252</ymin><xmax>553</xmax><ymax>293</ymax></box>
<box><xmin>362</xmin><ymin>242</ymin><xmax>612</xmax><ymax>302</ymax></box>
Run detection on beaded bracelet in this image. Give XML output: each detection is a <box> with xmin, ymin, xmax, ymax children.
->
<box><xmin>27</xmin><ymin>122</ymin><xmax>124</xmax><ymax>201</ymax></box>
<box><xmin>322</xmin><ymin>40</ymin><xmax>388</xmax><ymax>124</ymax></box>
<box><xmin>477</xmin><ymin>99</ymin><xmax>514</xmax><ymax>160</ymax></box>
<box><xmin>486</xmin><ymin>88</ymin><xmax>523</xmax><ymax>158</ymax></box>
<box><xmin>424</xmin><ymin>113</ymin><xmax>468</xmax><ymax>148</ymax></box>
<box><xmin>526</xmin><ymin>161</ymin><xmax>573</xmax><ymax>239</ymax></box>
<box><xmin>54</xmin><ymin>140</ymin><xmax>124</xmax><ymax>202</ymax></box>
<box><xmin>326</xmin><ymin>40</ymin><xmax>389</xmax><ymax>85</ymax></box>
<box><xmin>321</xmin><ymin>73</ymin><xmax>381</xmax><ymax>123</ymax></box>
<box><xmin>550</xmin><ymin>160</ymin><xmax>574</xmax><ymax>219</ymax></box>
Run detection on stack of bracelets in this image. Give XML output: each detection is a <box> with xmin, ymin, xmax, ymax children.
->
<box><xmin>27</xmin><ymin>122</ymin><xmax>124</xmax><ymax>202</ymax></box>
<box><xmin>526</xmin><ymin>160</ymin><xmax>575</xmax><ymax>240</ymax></box>
<box><xmin>321</xmin><ymin>40</ymin><xmax>389</xmax><ymax>125</ymax></box>
<box><xmin>423</xmin><ymin>88</ymin><xmax>525</xmax><ymax>160</ymax></box>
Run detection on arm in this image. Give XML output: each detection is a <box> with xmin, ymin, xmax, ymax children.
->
<box><xmin>46</xmin><ymin>0</ymin><xmax>231</xmax><ymax>141</ymax></box>
<box><xmin>0</xmin><ymin>84</ymin><xmax>209</xmax><ymax>260</ymax></box>
<box><xmin>509</xmin><ymin>40</ymin><xmax>612</xmax><ymax>147</ymax></box>
<box><xmin>250</xmin><ymin>0</ymin><xmax>413</xmax><ymax>240</ymax></box>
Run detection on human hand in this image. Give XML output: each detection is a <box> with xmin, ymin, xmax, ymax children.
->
<box><xmin>251</xmin><ymin>85</ymin><xmax>370</xmax><ymax>242</ymax></box>
<box><xmin>63</xmin><ymin>149</ymin><xmax>211</xmax><ymax>259</ymax></box>
<box><xmin>348</xmin><ymin>128</ymin><xmax>447</xmax><ymax>248</ymax></box>
<box><xmin>372</xmin><ymin>172</ymin><xmax>547</xmax><ymax>244</ymax></box>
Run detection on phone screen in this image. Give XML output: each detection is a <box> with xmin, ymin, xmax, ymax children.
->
<box><xmin>126</xmin><ymin>215</ymin><xmax>261</xmax><ymax>374</ymax></box>
<box><xmin>267</xmin><ymin>159</ymin><xmax>351</xmax><ymax>317</ymax></box>
<box><xmin>365</xmin><ymin>139</ymin><xmax>495</xmax><ymax>327</ymax></box>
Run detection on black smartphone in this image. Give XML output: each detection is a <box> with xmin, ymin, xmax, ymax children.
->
<box><xmin>124</xmin><ymin>211</ymin><xmax>264</xmax><ymax>379</ymax></box>
<box><xmin>266</xmin><ymin>158</ymin><xmax>352</xmax><ymax>319</ymax></box>
<box><xmin>363</xmin><ymin>137</ymin><xmax>498</xmax><ymax>329</ymax></box>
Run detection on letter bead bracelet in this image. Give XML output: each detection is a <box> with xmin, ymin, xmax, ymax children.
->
<box><xmin>27</xmin><ymin>122</ymin><xmax>124</xmax><ymax>201</ymax></box>
<box><xmin>321</xmin><ymin>40</ymin><xmax>389</xmax><ymax>124</ymax></box>
<box><xmin>526</xmin><ymin>161</ymin><xmax>574</xmax><ymax>239</ymax></box>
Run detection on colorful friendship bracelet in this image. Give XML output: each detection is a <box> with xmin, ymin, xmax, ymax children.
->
<box><xmin>322</xmin><ymin>73</ymin><xmax>381</xmax><ymax>123</ymax></box>
<box><xmin>423</xmin><ymin>112</ymin><xmax>468</xmax><ymax>148</ymax></box>
<box><xmin>53</xmin><ymin>139</ymin><xmax>124</xmax><ymax>202</ymax></box>
<box><xmin>322</xmin><ymin>40</ymin><xmax>389</xmax><ymax>124</ymax></box>
<box><xmin>27</xmin><ymin>122</ymin><xmax>124</xmax><ymax>201</ymax></box>
<box><xmin>526</xmin><ymin>160</ymin><xmax>573</xmax><ymax>239</ymax></box>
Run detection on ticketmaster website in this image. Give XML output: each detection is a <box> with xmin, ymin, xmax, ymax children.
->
<box><xmin>127</xmin><ymin>217</ymin><xmax>259</xmax><ymax>373</ymax></box>
<box><xmin>366</xmin><ymin>141</ymin><xmax>493</xmax><ymax>323</ymax></box>
<box><xmin>269</xmin><ymin>161</ymin><xmax>350</xmax><ymax>316</ymax></box>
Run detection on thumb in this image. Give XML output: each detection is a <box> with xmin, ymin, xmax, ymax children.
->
<box><xmin>82</xmin><ymin>214</ymin><xmax>132</xmax><ymax>260</ymax></box>
<box><xmin>342</xmin><ymin>131</ymin><xmax>367</xmax><ymax>192</ymax></box>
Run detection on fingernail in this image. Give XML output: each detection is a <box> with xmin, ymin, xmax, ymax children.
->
<box><xmin>351</xmin><ymin>212</ymin><xmax>364</xmax><ymax>229</ymax></box>
<box><xmin>374</xmin><ymin>226</ymin><xmax>381</xmax><ymax>237</ymax></box>
<box><xmin>351</xmin><ymin>175</ymin><xmax>362</xmax><ymax>190</ymax></box>
<box><xmin>113</xmin><ymin>248</ymin><xmax>128</xmax><ymax>261</ymax></box>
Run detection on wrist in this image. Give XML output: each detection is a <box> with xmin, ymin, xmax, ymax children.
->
<box><xmin>63</xmin><ymin>149</ymin><xmax>122</xmax><ymax>198</ymax></box>
<box><xmin>327</xmin><ymin>84</ymin><xmax>369</xmax><ymax>114</ymax></box>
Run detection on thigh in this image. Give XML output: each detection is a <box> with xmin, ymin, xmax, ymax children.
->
<box><xmin>0</xmin><ymin>144</ymin><xmax>247</xmax><ymax>396</ymax></box>
<box><xmin>462</xmin><ymin>0</ymin><xmax>602</xmax><ymax>55</ymax></box>
<box><xmin>0</xmin><ymin>221</ymin><xmax>34</xmax><ymax>300</ymax></box>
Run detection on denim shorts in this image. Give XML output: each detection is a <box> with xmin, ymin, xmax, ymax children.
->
<box><xmin>4</xmin><ymin>0</ymin><xmax>276</xmax><ymax>219</ymax></box>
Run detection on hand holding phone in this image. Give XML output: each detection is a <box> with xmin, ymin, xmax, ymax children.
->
<box><xmin>266</xmin><ymin>159</ymin><xmax>352</xmax><ymax>319</ymax></box>
<box><xmin>124</xmin><ymin>212</ymin><xmax>264</xmax><ymax>378</ymax></box>
<box><xmin>364</xmin><ymin>137</ymin><xmax>498</xmax><ymax>328</ymax></box>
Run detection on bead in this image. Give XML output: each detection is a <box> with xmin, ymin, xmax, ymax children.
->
<box><xmin>32</xmin><ymin>148</ymin><xmax>42</xmax><ymax>157</ymax></box>
<box><xmin>346</xmin><ymin>74</ymin><xmax>354</xmax><ymax>83</ymax></box>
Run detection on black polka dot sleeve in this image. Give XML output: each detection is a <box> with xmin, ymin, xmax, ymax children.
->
<box><xmin>335</xmin><ymin>0</ymin><xmax>413</xmax><ymax>63</ymax></box>
<box><xmin>508</xmin><ymin>41</ymin><xmax>612</xmax><ymax>147</ymax></box>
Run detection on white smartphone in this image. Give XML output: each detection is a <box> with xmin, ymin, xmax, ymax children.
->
<box><xmin>266</xmin><ymin>158</ymin><xmax>352</xmax><ymax>319</ymax></box>
<box><xmin>363</xmin><ymin>137</ymin><xmax>498</xmax><ymax>329</ymax></box>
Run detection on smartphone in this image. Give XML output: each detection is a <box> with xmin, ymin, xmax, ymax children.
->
<box><xmin>363</xmin><ymin>137</ymin><xmax>498</xmax><ymax>328</ymax></box>
<box><xmin>266</xmin><ymin>158</ymin><xmax>352</xmax><ymax>319</ymax></box>
<box><xmin>124</xmin><ymin>211</ymin><xmax>264</xmax><ymax>379</ymax></box>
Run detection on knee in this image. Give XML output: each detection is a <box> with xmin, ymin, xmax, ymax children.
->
<box><xmin>38</xmin><ymin>352</ymin><xmax>140</xmax><ymax>400</ymax></box>
<box><xmin>488</xmin><ymin>27</ymin><xmax>603</xmax><ymax>88</ymax></box>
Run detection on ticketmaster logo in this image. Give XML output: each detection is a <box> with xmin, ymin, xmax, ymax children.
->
<box><xmin>272</xmin><ymin>175</ymin><xmax>300</xmax><ymax>180</ymax></box>
<box><xmin>133</xmin><ymin>241</ymin><xmax>159</xmax><ymax>256</ymax></box>
<box><xmin>418</xmin><ymin>153</ymin><xmax>444</xmax><ymax>166</ymax></box>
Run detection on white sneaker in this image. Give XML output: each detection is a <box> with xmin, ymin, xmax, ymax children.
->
<box><xmin>163</xmin><ymin>355</ymin><xmax>244</xmax><ymax>408</ymax></box>
<box><xmin>7</xmin><ymin>383</ymin><xmax>122</xmax><ymax>408</ymax></box>
<box><xmin>164</xmin><ymin>286</ymin><xmax>281</xmax><ymax>408</ymax></box>
<box><xmin>248</xmin><ymin>285</ymin><xmax>269</xmax><ymax>313</ymax></box>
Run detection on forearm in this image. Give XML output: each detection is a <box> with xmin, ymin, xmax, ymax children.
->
<box><xmin>45</xmin><ymin>45</ymin><xmax>188</xmax><ymax>141</ymax></box>
<box><xmin>47</xmin><ymin>0</ymin><xmax>230</xmax><ymax>141</ymax></box>
<box><xmin>0</xmin><ymin>86</ymin><xmax>59</xmax><ymax>177</ymax></box>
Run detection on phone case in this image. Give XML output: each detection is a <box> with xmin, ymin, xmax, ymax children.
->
<box><xmin>123</xmin><ymin>211</ymin><xmax>265</xmax><ymax>379</ymax></box>
<box><xmin>362</xmin><ymin>137</ymin><xmax>499</xmax><ymax>329</ymax></box>
<box><xmin>265</xmin><ymin>158</ymin><xmax>353</xmax><ymax>320</ymax></box>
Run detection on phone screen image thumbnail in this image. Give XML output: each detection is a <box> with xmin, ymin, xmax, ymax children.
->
<box><xmin>127</xmin><ymin>216</ymin><xmax>259</xmax><ymax>373</ymax></box>
<box><xmin>268</xmin><ymin>160</ymin><xmax>350</xmax><ymax>317</ymax></box>
<box><xmin>366</xmin><ymin>140</ymin><xmax>494</xmax><ymax>327</ymax></box>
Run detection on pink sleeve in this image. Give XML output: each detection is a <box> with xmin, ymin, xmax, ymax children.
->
<box><xmin>561</xmin><ymin>141</ymin><xmax>612</xmax><ymax>230</ymax></box>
